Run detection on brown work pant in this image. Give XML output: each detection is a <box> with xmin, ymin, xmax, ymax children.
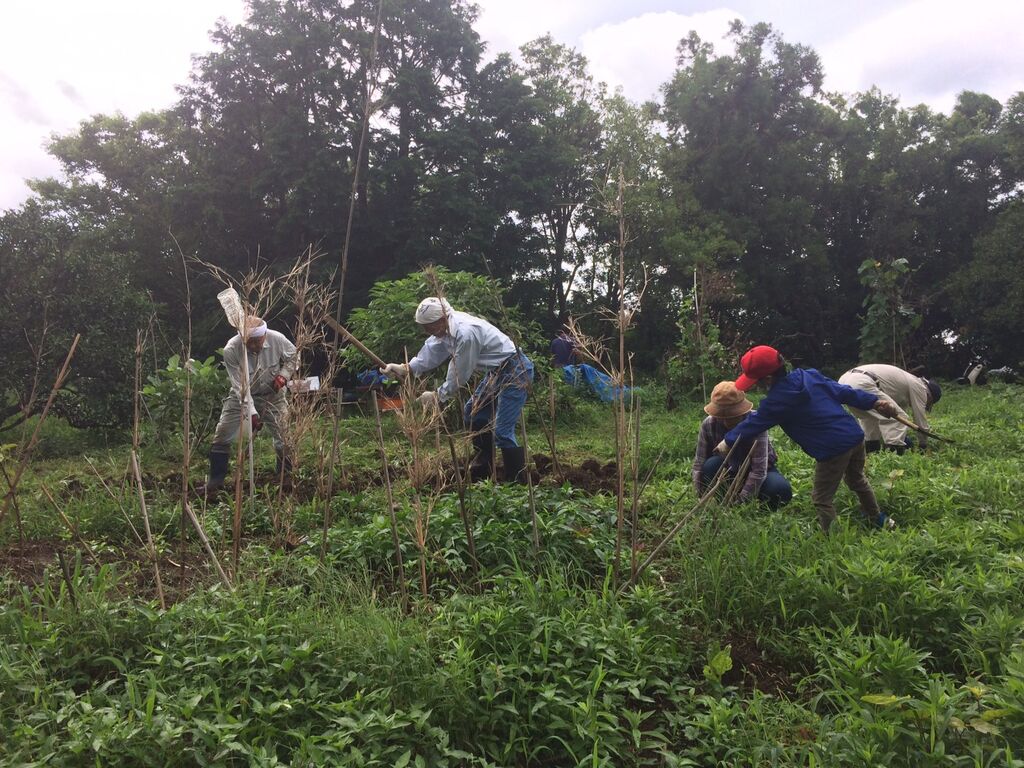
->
<box><xmin>812</xmin><ymin>441</ymin><xmax>879</xmax><ymax>533</ymax></box>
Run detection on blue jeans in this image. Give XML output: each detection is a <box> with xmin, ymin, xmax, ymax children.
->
<box><xmin>464</xmin><ymin>352</ymin><xmax>534</xmax><ymax>449</ymax></box>
<box><xmin>699</xmin><ymin>455</ymin><xmax>793</xmax><ymax>508</ymax></box>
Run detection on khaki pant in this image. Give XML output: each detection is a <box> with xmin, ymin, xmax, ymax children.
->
<box><xmin>838</xmin><ymin>372</ymin><xmax>910</xmax><ymax>447</ymax></box>
<box><xmin>812</xmin><ymin>442</ymin><xmax>879</xmax><ymax>533</ymax></box>
<box><xmin>211</xmin><ymin>391</ymin><xmax>289</xmax><ymax>452</ymax></box>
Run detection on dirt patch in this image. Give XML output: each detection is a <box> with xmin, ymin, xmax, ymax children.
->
<box><xmin>0</xmin><ymin>538</ymin><xmax>62</xmax><ymax>587</ymax></box>
<box><xmin>720</xmin><ymin>632</ymin><xmax>794</xmax><ymax>696</ymax></box>
<box><xmin>533</xmin><ymin>453</ymin><xmax>619</xmax><ymax>493</ymax></box>
<box><xmin>0</xmin><ymin>537</ymin><xmax>225</xmax><ymax>605</ymax></box>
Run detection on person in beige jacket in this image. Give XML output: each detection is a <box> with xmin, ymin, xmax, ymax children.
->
<box><xmin>201</xmin><ymin>315</ymin><xmax>297</xmax><ymax>496</ymax></box>
<box><xmin>838</xmin><ymin>364</ymin><xmax>941</xmax><ymax>453</ymax></box>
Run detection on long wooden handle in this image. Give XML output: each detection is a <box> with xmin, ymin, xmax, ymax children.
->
<box><xmin>322</xmin><ymin>315</ymin><xmax>387</xmax><ymax>369</ymax></box>
<box><xmin>890</xmin><ymin>412</ymin><xmax>955</xmax><ymax>443</ymax></box>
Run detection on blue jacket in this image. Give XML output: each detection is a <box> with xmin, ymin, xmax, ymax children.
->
<box><xmin>724</xmin><ymin>368</ymin><xmax>879</xmax><ymax>461</ymax></box>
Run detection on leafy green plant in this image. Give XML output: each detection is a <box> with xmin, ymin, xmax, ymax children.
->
<box><xmin>858</xmin><ymin>257</ymin><xmax>922</xmax><ymax>363</ymax></box>
<box><xmin>341</xmin><ymin>267</ymin><xmax>541</xmax><ymax>372</ymax></box>
<box><xmin>665</xmin><ymin>293</ymin><xmax>732</xmax><ymax>407</ymax></box>
<box><xmin>141</xmin><ymin>354</ymin><xmax>225</xmax><ymax>445</ymax></box>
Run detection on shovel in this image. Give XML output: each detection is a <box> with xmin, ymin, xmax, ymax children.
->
<box><xmin>890</xmin><ymin>413</ymin><xmax>955</xmax><ymax>444</ymax></box>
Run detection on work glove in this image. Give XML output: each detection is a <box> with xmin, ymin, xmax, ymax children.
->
<box><xmin>380</xmin><ymin>363</ymin><xmax>410</xmax><ymax>379</ymax></box>
<box><xmin>713</xmin><ymin>439</ymin><xmax>729</xmax><ymax>456</ymax></box>
<box><xmin>251</xmin><ymin>414</ymin><xmax>263</xmax><ymax>433</ymax></box>
<box><xmin>417</xmin><ymin>390</ymin><xmax>439</xmax><ymax>410</ymax></box>
<box><xmin>873</xmin><ymin>398</ymin><xmax>898</xmax><ymax>418</ymax></box>
<box><xmin>272</xmin><ymin>374</ymin><xmax>287</xmax><ymax>392</ymax></box>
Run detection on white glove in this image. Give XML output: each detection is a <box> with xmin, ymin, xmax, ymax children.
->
<box><xmin>714</xmin><ymin>440</ymin><xmax>729</xmax><ymax>456</ymax></box>
<box><xmin>380</xmin><ymin>362</ymin><xmax>410</xmax><ymax>379</ymax></box>
<box><xmin>417</xmin><ymin>390</ymin><xmax>439</xmax><ymax>410</ymax></box>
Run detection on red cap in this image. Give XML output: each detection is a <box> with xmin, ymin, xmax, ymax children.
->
<box><xmin>735</xmin><ymin>345</ymin><xmax>783</xmax><ymax>391</ymax></box>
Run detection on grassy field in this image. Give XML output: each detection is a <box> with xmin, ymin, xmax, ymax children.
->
<box><xmin>1</xmin><ymin>381</ymin><xmax>1023</xmax><ymax>766</ymax></box>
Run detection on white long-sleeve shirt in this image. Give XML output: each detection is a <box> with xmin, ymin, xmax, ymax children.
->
<box><xmin>223</xmin><ymin>329</ymin><xmax>297</xmax><ymax>414</ymax></box>
<box><xmin>407</xmin><ymin>310</ymin><xmax>516</xmax><ymax>401</ymax></box>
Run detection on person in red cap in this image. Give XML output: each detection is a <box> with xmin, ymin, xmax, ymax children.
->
<box><xmin>715</xmin><ymin>345</ymin><xmax>899</xmax><ymax>533</ymax></box>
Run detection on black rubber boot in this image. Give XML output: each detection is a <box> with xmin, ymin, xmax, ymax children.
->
<box><xmin>275</xmin><ymin>448</ymin><xmax>293</xmax><ymax>488</ymax></box>
<box><xmin>883</xmin><ymin>442</ymin><xmax>907</xmax><ymax>456</ymax></box>
<box><xmin>864</xmin><ymin>440</ymin><xmax>882</xmax><ymax>453</ymax></box>
<box><xmin>469</xmin><ymin>430</ymin><xmax>494</xmax><ymax>482</ymax></box>
<box><xmin>200</xmin><ymin>448</ymin><xmax>229</xmax><ymax>497</ymax></box>
<box><xmin>501</xmin><ymin>446</ymin><xmax>527</xmax><ymax>484</ymax></box>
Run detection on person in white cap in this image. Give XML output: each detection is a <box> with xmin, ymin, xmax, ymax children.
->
<box><xmin>200</xmin><ymin>315</ymin><xmax>297</xmax><ymax>496</ymax></box>
<box><xmin>381</xmin><ymin>297</ymin><xmax>534</xmax><ymax>482</ymax></box>
<box><xmin>838</xmin><ymin>364</ymin><xmax>941</xmax><ymax>453</ymax></box>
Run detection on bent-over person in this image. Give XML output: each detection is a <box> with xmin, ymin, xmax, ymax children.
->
<box><xmin>838</xmin><ymin>364</ymin><xmax>941</xmax><ymax>453</ymax></box>
<box><xmin>380</xmin><ymin>297</ymin><xmax>534</xmax><ymax>483</ymax></box>
<box><xmin>717</xmin><ymin>345</ymin><xmax>899</xmax><ymax>534</ymax></box>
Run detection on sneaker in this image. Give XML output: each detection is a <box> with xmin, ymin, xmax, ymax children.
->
<box><xmin>875</xmin><ymin>513</ymin><xmax>897</xmax><ymax>530</ymax></box>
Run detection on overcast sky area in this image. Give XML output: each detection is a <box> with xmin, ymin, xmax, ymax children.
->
<box><xmin>2</xmin><ymin>0</ymin><xmax>1023</xmax><ymax>211</ymax></box>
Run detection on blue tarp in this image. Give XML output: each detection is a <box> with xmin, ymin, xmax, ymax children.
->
<box><xmin>562</xmin><ymin>363</ymin><xmax>637</xmax><ymax>404</ymax></box>
<box><xmin>356</xmin><ymin>369</ymin><xmax>388</xmax><ymax>387</ymax></box>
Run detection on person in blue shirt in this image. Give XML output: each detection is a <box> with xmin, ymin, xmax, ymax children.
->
<box><xmin>715</xmin><ymin>345</ymin><xmax>899</xmax><ymax>533</ymax></box>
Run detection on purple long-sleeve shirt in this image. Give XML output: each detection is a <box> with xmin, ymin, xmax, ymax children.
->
<box><xmin>693</xmin><ymin>411</ymin><xmax>777</xmax><ymax>500</ymax></box>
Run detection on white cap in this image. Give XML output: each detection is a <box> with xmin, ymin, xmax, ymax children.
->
<box><xmin>414</xmin><ymin>297</ymin><xmax>452</xmax><ymax>324</ymax></box>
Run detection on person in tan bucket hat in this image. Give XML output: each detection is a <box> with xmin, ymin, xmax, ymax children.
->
<box><xmin>692</xmin><ymin>381</ymin><xmax>792</xmax><ymax>507</ymax></box>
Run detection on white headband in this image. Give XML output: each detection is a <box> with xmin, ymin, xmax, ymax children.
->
<box><xmin>245</xmin><ymin>321</ymin><xmax>268</xmax><ymax>339</ymax></box>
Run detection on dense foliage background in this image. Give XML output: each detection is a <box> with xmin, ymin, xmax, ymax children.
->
<box><xmin>2</xmin><ymin>2</ymin><xmax>1023</xmax><ymax>430</ymax></box>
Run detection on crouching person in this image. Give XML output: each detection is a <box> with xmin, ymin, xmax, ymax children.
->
<box><xmin>380</xmin><ymin>297</ymin><xmax>534</xmax><ymax>483</ymax></box>
<box><xmin>693</xmin><ymin>381</ymin><xmax>792</xmax><ymax>507</ymax></box>
<box><xmin>201</xmin><ymin>315</ymin><xmax>297</xmax><ymax>496</ymax></box>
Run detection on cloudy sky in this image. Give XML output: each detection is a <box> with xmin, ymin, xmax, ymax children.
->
<box><xmin>2</xmin><ymin>0</ymin><xmax>1022</xmax><ymax>211</ymax></box>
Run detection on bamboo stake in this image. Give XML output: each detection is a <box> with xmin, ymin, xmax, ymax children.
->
<box><xmin>1</xmin><ymin>334</ymin><xmax>80</xmax><ymax>528</ymax></box>
<box><xmin>0</xmin><ymin>464</ymin><xmax>25</xmax><ymax>541</ymax></box>
<box><xmin>131</xmin><ymin>451</ymin><xmax>166</xmax><ymax>609</ymax></box>
<box><xmin>83</xmin><ymin>457</ymin><xmax>144</xmax><ymax>545</ymax></box>
<box><xmin>519</xmin><ymin>412</ymin><xmax>540</xmax><ymax>555</ymax></box>
<box><xmin>619</xmin><ymin>442</ymin><xmax>741</xmax><ymax>594</ymax></box>
<box><xmin>629</xmin><ymin>393</ymin><xmax>641</xmax><ymax>579</ymax></box>
<box><xmin>444</xmin><ymin>428</ymin><xmax>479</xmax><ymax>581</ymax></box>
<box><xmin>39</xmin><ymin>484</ymin><xmax>100</xmax><ymax>566</ymax></box>
<box><xmin>612</xmin><ymin>165</ymin><xmax>627</xmax><ymax>588</ymax></box>
<box><xmin>546</xmin><ymin>371</ymin><xmax>563</xmax><ymax>478</ymax></box>
<box><xmin>371</xmin><ymin>391</ymin><xmax>408</xmax><ymax>612</ymax></box>
<box><xmin>322</xmin><ymin>0</ymin><xmax>384</xmax><ymax>561</ymax></box>
<box><xmin>183</xmin><ymin>500</ymin><xmax>232</xmax><ymax>590</ymax></box>
<box><xmin>132</xmin><ymin>330</ymin><xmax>166</xmax><ymax>609</ymax></box>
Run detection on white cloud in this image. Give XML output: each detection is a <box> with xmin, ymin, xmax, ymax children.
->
<box><xmin>473</xmin><ymin>0</ymin><xmax>592</xmax><ymax>59</ymax></box>
<box><xmin>820</xmin><ymin>0</ymin><xmax>1024</xmax><ymax>111</ymax></box>
<box><xmin>0</xmin><ymin>0</ymin><xmax>247</xmax><ymax>210</ymax></box>
<box><xmin>578</xmin><ymin>9</ymin><xmax>741</xmax><ymax>103</ymax></box>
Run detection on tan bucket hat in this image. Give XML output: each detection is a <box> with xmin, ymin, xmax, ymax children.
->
<box><xmin>704</xmin><ymin>380</ymin><xmax>753</xmax><ymax>418</ymax></box>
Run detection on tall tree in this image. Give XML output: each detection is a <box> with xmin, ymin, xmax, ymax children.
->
<box><xmin>516</xmin><ymin>35</ymin><xmax>604</xmax><ymax>324</ymax></box>
<box><xmin>662</xmin><ymin>22</ymin><xmax>841</xmax><ymax>363</ymax></box>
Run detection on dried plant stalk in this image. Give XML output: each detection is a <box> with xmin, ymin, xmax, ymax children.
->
<box><xmin>371</xmin><ymin>390</ymin><xmax>408</xmax><ymax>612</ymax></box>
<box><xmin>1</xmin><ymin>334</ymin><xmax>80</xmax><ymax>529</ymax></box>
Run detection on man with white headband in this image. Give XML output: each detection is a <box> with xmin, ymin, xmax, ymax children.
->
<box><xmin>381</xmin><ymin>297</ymin><xmax>534</xmax><ymax>483</ymax></box>
<box><xmin>201</xmin><ymin>314</ymin><xmax>297</xmax><ymax>496</ymax></box>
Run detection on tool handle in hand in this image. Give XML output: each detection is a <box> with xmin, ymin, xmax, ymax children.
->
<box><xmin>323</xmin><ymin>316</ymin><xmax>387</xmax><ymax>369</ymax></box>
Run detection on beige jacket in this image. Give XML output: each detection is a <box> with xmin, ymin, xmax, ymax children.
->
<box><xmin>223</xmin><ymin>329</ymin><xmax>297</xmax><ymax>414</ymax></box>
<box><xmin>838</xmin><ymin>364</ymin><xmax>931</xmax><ymax>445</ymax></box>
